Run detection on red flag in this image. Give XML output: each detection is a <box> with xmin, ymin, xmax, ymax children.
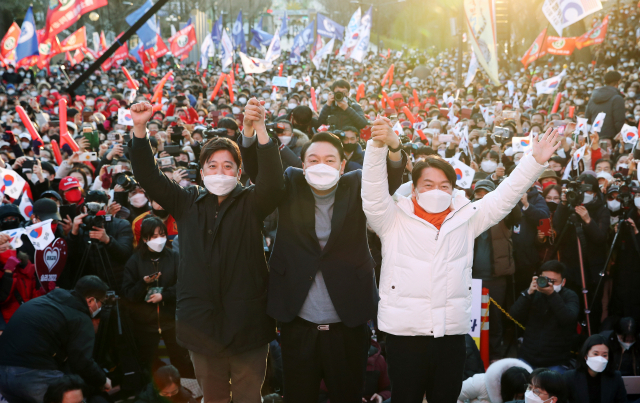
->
<box><xmin>60</xmin><ymin>27</ymin><xmax>87</xmax><ymax>53</ymax></box>
<box><xmin>151</xmin><ymin>70</ymin><xmax>173</xmax><ymax>104</ymax></box>
<box><xmin>44</xmin><ymin>0</ymin><xmax>108</xmax><ymax>40</ymax></box>
<box><xmin>576</xmin><ymin>15</ymin><xmax>609</xmax><ymax>49</ymax></box>
<box><xmin>521</xmin><ymin>28</ymin><xmax>548</xmax><ymax>68</ymax></box>
<box><xmin>153</xmin><ymin>35</ymin><xmax>169</xmax><ymax>58</ymax></box>
<box><xmin>544</xmin><ymin>36</ymin><xmax>576</xmax><ymax>56</ymax></box>
<box><xmin>139</xmin><ymin>48</ymin><xmax>152</xmax><ymax>74</ymax></box>
<box><xmin>170</xmin><ymin>24</ymin><xmax>196</xmax><ymax>58</ymax></box>
<box><xmin>310</xmin><ymin>87</ymin><xmax>318</xmax><ymax>112</ymax></box>
<box><xmin>0</xmin><ymin>22</ymin><xmax>20</xmax><ymax>59</ymax></box>
<box><xmin>99</xmin><ymin>31</ymin><xmax>108</xmax><ymax>51</ymax></box>
<box><xmin>356</xmin><ymin>83</ymin><xmax>365</xmax><ymax>101</ymax></box>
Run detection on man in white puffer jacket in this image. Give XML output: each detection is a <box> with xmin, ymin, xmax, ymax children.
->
<box><xmin>362</xmin><ymin>118</ymin><xmax>560</xmax><ymax>403</ymax></box>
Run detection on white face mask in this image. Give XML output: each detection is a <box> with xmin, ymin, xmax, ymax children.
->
<box><xmin>90</xmin><ymin>299</ymin><xmax>102</xmax><ymax>318</ymax></box>
<box><xmin>524</xmin><ymin>390</ymin><xmax>551</xmax><ymax>403</ymax></box>
<box><xmin>553</xmin><ymin>284</ymin><xmax>563</xmax><ymax>293</ymax></box>
<box><xmin>279</xmin><ymin>135</ymin><xmax>292</xmax><ymax>146</ymax></box>
<box><xmin>202</xmin><ymin>174</ymin><xmax>238</xmax><ymax>196</ymax></box>
<box><xmin>304</xmin><ymin>164</ymin><xmax>340</xmax><ymax>191</ymax></box>
<box><xmin>21</xmin><ymin>141</ymin><xmax>30</xmax><ymax>149</ymax></box>
<box><xmin>617</xmin><ymin>163</ymin><xmax>629</xmax><ymax>170</ymax></box>
<box><xmin>322</xmin><ymin>93</ymin><xmax>329</xmax><ymax>101</ymax></box>
<box><xmin>416</xmin><ymin>189</ymin><xmax>452</xmax><ymax>214</ymax></box>
<box><xmin>146</xmin><ymin>236</ymin><xmax>167</xmax><ymax>252</ymax></box>
<box><xmin>608</xmin><ymin>199</ymin><xmax>621</xmax><ymax>212</ymax></box>
<box><xmin>30</xmin><ymin>173</ymin><xmax>49</xmax><ymax>184</ymax></box>
<box><xmin>232</xmin><ymin>107</ymin><xmax>241</xmax><ymax>114</ymax></box>
<box><xmin>582</xmin><ymin>193</ymin><xmax>594</xmax><ymax>205</ymax></box>
<box><xmin>481</xmin><ymin>160</ymin><xmax>497</xmax><ymax>173</ymax></box>
<box><xmin>478</xmin><ymin>136</ymin><xmax>487</xmax><ymax>146</ymax></box>
<box><xmin>129</xmin><ymin>193</ymin><xmax>148</xmax><ymax>208</ymax></box>
<box><xmin>618</xmin><ymin>335</ymin><xmax>635</xmax><ymax>350</ymax></box>
<box><xmin>586</xmin><ymin>355</ymin><xmax>608</xmax><ymax>372</ymax></box>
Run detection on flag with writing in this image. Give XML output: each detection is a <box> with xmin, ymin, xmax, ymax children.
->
<box><xmin>19</xmin><ymin>191</ymin><xmax>33</xmax><ymax>220</ymax></box>
<box><xmin>25</xmin><ymin>219</ymin><xmax>55</xmax><ymax>250</ymax></box>
<box><xmin>591</xmin><ymin>112</ymin><xmax>606</xmax><ymax>133</ymax></box>
<box><xmin>446</xmin><ymin>157</ymin><xmax>474</xmax><ymax>189</ymax></box>
<box><xmin>573</xmin><ymin>145</ymin><xmax>587</xmax><ymax>169</ymax></box>
<box><xmin>1</xmin><ymin>228</ymin><xmax>24</xmax><ymax>248</ymax></box>
<box><xmin>0</xmin><ymin>168</ymin><xmax>26</xmax><ymax>199</ymax></box>
<box><xmin>512</xmin><ymin>136</ymin><xmax>532</xmax><ymax>153</ymax></box>
<box><xmin>621</xmin><ymin>124</ymin><xmax>638</xmax><ymax>144</ymax></box>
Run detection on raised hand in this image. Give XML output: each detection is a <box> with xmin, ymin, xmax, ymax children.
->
<box><xmin>371</xmin><ymin>117</ymin><xmax>400</xmax><ymax>149</ymax></box>
<box><xmin>130</xmin><ymin>102</ymin><xmax>154</xmax><ymax>138</ymax></box>
<box><xmin>243</xmin><ymin>98</ymin><xmax>266</xmax><ymax>137</ymax></box>
<box><xmin>532</xmin><ymin>127</ymin><xmax>561</xmax><ymax>165</ymax></box>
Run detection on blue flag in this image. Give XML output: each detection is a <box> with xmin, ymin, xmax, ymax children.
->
<box><xmin>130</xmin><ymin>43</ymin><xmax>143</xmax><ymax>64</ymax></box>
<box><xmin>317</xmin><ymin>14</ymin><xmax>344</xmax><ymax>40</ymax></box>
<box><xmin>125</xmin><ymin>0</ymin><xmax>158</xmax><ymax>50</ymax></box>
<box><xmin>279</xmin><ymin>12</ymin><xmax>288</xmax><ymax>37</ymax></box>
<box><xmin>16</xmin><ymin>6</ymin><xmax>39</xmax><ymax>63</ymax></box>
<box><xmin>250</xmin><ymin>28</ymin><xmax>273</xmax><ymax>49</ymax></box>
<box><xmin>289</xmin><ymin>19</ymin><xmax>315</xmax><ymax>64</ymax></box>
<box><xmin>232</xmin><ymin>11</ymin><xmax>247</xmax><ymax>53</ymax></box>
<box><xmin>211</xmin><ymin>15</ymin><xmax>223</xmax><ymax>44</ymax></box>
<box><xmin>256</xmin><ymin>16</ymin><xmax>263</xmax><ymax>30</ymax></box>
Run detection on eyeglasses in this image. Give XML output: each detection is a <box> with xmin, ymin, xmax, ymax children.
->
<box><xmin>526</xmin><ymin>385</ymin><xmax>549</xmax><ymax>398</ymax></box>
<box><xmin>159</xmin><ymin>387</ymin><xmax>180</xmax><ymax>397</ymax></box>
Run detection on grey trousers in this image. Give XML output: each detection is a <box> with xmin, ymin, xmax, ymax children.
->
<box><xmin>189</xmin><ymin>344</ymin><xmax>269</xmax><ymax>403</ymax></box>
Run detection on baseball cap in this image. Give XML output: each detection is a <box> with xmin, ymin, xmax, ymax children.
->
<box><xmin>33</xmin><ymin>199</ymin><xmax>61</xmax><ymax>221</ymax></box>
<box><xmin>59</xmin><ymin>176</ymin><xmax>81</xmax><ymax>191</ymax></box>
<box><xmin>41</xmin><ymin>190</ymin><xmax>62</xmax><ymax>204</ymax></box>
<box><xmin>474</xmin><ymin>179</ymin><xmax>496</xmax><ymax>193</ymax></box>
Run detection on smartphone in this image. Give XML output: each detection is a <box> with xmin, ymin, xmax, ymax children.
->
<box><xmin>79</xmin><ymin>152</ymin><xmax>98</xmax><ymax>162</ymax></box>
<box><xmin>148</xmin><ymin>272</ymin><xmax>159</xmax><ymax>278</ymax></box>
<box><xmin>158</xmin><ymin>156</ymin><xmax>176</xmax><ymax>167</ymax></box>
<box><xmin>163</xmin><ymin>145</ymin><xmax>181</xmax><ymax>155</ymax></box>
<box><xmin>113</xmin><ymin>191</ymin><xmax>128</xmax><ymax>206</ymax></box>
<box><xmin>537</xmin><ymin>218</ymin><xmax>552</xmax><ymax>237</ymax></box>
<box><xmin>22</xmin><ymin>158</ymin><xmax>37</xmax><ymax>171</ymax></box>
<box><xmin>186</xmin><ymin>169</ymin><xmax>198</xmax><ymax>180</ymax></box>
<box><xmin>552</xmin><ymin>120</ymin><xmax>564</xmax><ymax>127</ymax></box>
<box><xmin>503</xmin><ymin>111</ymin><xmax>517</xmax><ymax>120</ymax></box>
<box><xmin>107</xmin><ymin>132</ymin><xmax>120</xmax><ymax>141</ymax></box>
<box><xmin>557</xmin><ymin>125</ymin><xmax>566</xmax><ymax>135</ymax></box>
<box><xmin>439</xmin><ymin>134</ymin><xmax>454</xmax><ymax>142</ymax></box>
<box><xmin>49</xmin><ymin>120</ymin><xmax>60</xmax><ymax>128</ymax></box>
<box><xmin>106</xmin><ymin>165</ymin><xmax>125</xmax><ymax>175</ymax></box>
<box><xmin>60</xmin><ymin>204</ymin><xmax>77</xmax><ymax>222</ymax></box>
<box><xmin>166</xmin><ymin>116</ymin><xmax>177</xmax><ymax>123</ymax></box>
<box><xmin>82</xmin><ymin>128</ymin><xmax>100</xmax><ymax>150</ymax></box>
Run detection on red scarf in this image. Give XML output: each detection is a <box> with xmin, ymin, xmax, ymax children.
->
<box><xmin>412</xmin><ymin>196</ymin><xmax>451</xmax><ymax>230</ymax></box>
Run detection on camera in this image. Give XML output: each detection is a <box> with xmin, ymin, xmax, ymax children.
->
<box><xmin>334</xmin><ymin>91</ymin><xmax>345</xmax><ymax>102</ymax></box>
<box><xmin>536</xmin><ymin>276</ymin><xmax>551</xmax><ymax>288</ymax></box>
<box><xmin>186</xmin><ymin>162</ymin><xmax>199</xmax><ymax>180</ymax></box>
<box><xmin>104</xmin><ymin>290</ymin><xmax>119</xmax><ymax>305</ymax></box>
<box><xmin>203</xmin><ymin>118</ymin><xmax>228</xmax><ymax>139</ymax></box>
<box><xmin>565</xmin><ymin>180</ymin><xmax>592</xmax><ymax>208</ymax></box>
<box><xmin>82</xmin><ymin>202</ymin><xmax>106</xmax><ymax>229</ymax></box>
<box><xmin>116</xmin><ymin>174</ymin><xmax>138</xmax><ymax>192</ymax></box>
<box><xmin>266</xmin><ymin>122</ymin><xmax>290</xmax><ymax>136</ymax></box>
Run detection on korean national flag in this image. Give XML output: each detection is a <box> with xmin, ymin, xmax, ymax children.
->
<box><xmin>19</xmin><ymin>191</ymin><xmax>33</xmax><ymax>220</ymax></box>
<box><xmin>446</xmin><ymin>157</ymin><xmax>474</xmax><ymax>189</ymax></box>
<box><xmin>25</xmin><ymin>219</ymin><xmax>55</xmax><ymax>251</ymax></box>
<box><xmin>16</xmin><ymin>6</ymin><xmax>39</xmax><ymax>63</ymax></box>
<box><xmin>118</xmin><ymin>108</ymin><xmax>134</xmax><ymax>126</ymax></box>
<box><xmin>621</xmin><ymin>124</ymin><xmax>638</xmax><ymax>144</ymax></box>
<box><xmin>1</xmin><ymin>228</ymin><xmax>24</xmax><ymax>249</ymax></box>
<box><xmin>0</xmin><ymin>168</ymin><xmax>26</xmax><ymax>200</ymax></box>
<box><xmin>592</xmin><ymin>112</ymin><xmax>606</xmax><ymax>133</ymax></box>
<box><xmin>511</xmin><ymin>136</ymin><xmax>532</xmax><ymax>153</ymax></box>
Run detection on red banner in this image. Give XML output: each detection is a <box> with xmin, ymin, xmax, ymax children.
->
<box><xmin>59</xmin><ymin>27</ymin><xmax>87</xmax><ymax>53</ymax></box>
<box><xmin>44</xmin><ymin>0</ymin><xmax>108</xmax><ymax>40</ymax></box>
<box><xmin>521</xmin><ymin>28</ymin><xmax>547</xmax><ymax>68</ymax></box>
<box><xmin>170</xmin><ymin>25</ymin><xmax>196</xmax><ymax>58</ymax></box>
<box><xmin>544</xmin><ymin>36</ymin><xmax>576</xmax><ymax>56</ymax></box>
<box><xmin>1</xmin><ymin>22</ymin><xmax>20</xmax><ymax>59</ymax></box>
<box><xmin>153</xmin><ymin>34</ymin><xmax>169</xmax><ymax>58</ymax></box>
<box><xmin>576</xmin><ymin>15</ymin><xmax>609</xmax><ymax>49</ymax></box>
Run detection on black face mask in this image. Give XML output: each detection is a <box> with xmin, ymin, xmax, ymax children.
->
<box><xmin>153</xmin><ymin>208</ymin><xmax>169</xmax><ymax>219</ymax></box>
<box><xmin>343</xmin><ymin>143</ymin><xmax>358</xmax><ymax>153</ymax></box>
<box><xmin>1</xmin><ymin>216</ymin><xmax>21</xmax><ymax>230</ymax></box>
<box><xmin>546</xmin><ymin>201</ymin><xmax>559</xmax><ymax>213</ymax></box>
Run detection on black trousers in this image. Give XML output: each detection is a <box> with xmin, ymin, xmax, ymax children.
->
<box><xmin>280</xmin><ymin>317</ymin><xmax>369</xmax><ymax>403</ymax></box>
<box><xmin>385</xmin><ymin>334</ymin><xmax>466</xmax><ymax>403</ymax></box>
<box><xmin>133</xmin><ymin>325</ymin><xmax>194</xmax><ymax>379</ymax></box>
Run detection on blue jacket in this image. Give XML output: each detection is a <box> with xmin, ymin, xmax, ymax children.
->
<box><xmin>512</xmin><ymin>187</ymin><xmax>550</xmax><ymax>268</ymax></box>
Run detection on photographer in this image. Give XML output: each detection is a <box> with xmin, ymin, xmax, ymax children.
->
<box><xmin>318</xmin><ymin>80</ymin><xmax>369</xmax><ymax>131</ymax></box>
<box><xmin>0</xmin><ymin>275</ymin><xmax>111</xmax><ymax>401</ymax></box>
<box><xmin>68</xmin><ymin>191</ymin><xmax>134</xmax><ymax>292</ymax></box>
<box><xmin>122</xmin><ymin>216</ymin><xmax>192</xmax><ymax>379</ymax></box>
<box><xmin>509</xmin><ymin>261</ymin><xmax>579</xmax><ymax>373</ymax></box>
<box><xmin>553</xmin><ymin>173</ymin><xmax>610</xmax><ymax>331</ymax></box>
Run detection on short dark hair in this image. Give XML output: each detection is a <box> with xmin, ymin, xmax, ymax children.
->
<box><xmin>500</xmin><ymin>366</ymin><xmax>530</xmax><ymax>402</ymax></box>
<box><xmin>147</xmin><ymin>120</ymin><xmax>162</xmax><ymax>129</ymax></box>
<box><xmin>139</xmin><ymin>216</ymin><xmax>167</xmax><ymax>250</ymax></box>
<box><xmin>153</xmin><ymin>365</ymin><xmax>181</xmax><ymax>391</ymax></box>
<box><xmin>531</xmin><ymin>370</ymin><xmax>567</xmax><ymax>403</ymax></box>
<box><xmin>604</xmin><ymin>71</ymin><xmax>622</xmax><ymax>85</ymax></box>
<box><xmin>292</xmin><ymin>106</ymin><xmax>313</xmax><ymax>126</ymax></box>
<box><xmin>342</xmin><ymin>126</ymin><xmax>359</xmax><ymax>136</ymax></box>
<box><xmin>614</xmin><ymin>317</ymin><xmax>637</xmax><ymax>339</ymax></box>
<box><xmin>595</xmin><ymin>158</ymin><xmax>613</xmax><ymax>170</ymax></box>
<box><xmin>300</xmin><ymin>132</ymin><xmax>345</xmax><ymax>161</ymax></box>
<box><xmin>539</xmin><ymin>260</ymin><xmax>566</xmax><ymax>279</ymax></box>
<box><xmin>74</xmin><ymin>275</ymin><xmax>108</xmax><ymax>301</ymax></box>
<box><xmin>331</xmin><ymin>80</ymin><xmax>351</xmax><ymax>92</ymax></box>
<box><xmin>576</xmin><ymin>334</ymin><xmax>614</xmax><ymax>375</ymax></box>
<box><xmin>43</xmin><ymin>375</ymin><xmax>85</xmax><ymax>403</ymax></box>
<box><xmin>412</xmin><ymin>155</ymin><xmax>457</xmax><ymax>188</ymax></box>
<box><xmin>217</xmin><ymin>117</ymin><xmax>239</xmax><ymax>132</ymax></box>
<box><xmin>199</xmin><ymin>137</ymin><xmax>242</xmax><ymax>168</ymax></box>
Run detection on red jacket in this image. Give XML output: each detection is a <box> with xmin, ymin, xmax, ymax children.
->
<box><xmin>0</xmin><ymin>255</ymin><xmax>45</xmax><ymax>323</ymax></box>
<box><xmin>165</xmin><ymin>104</ymin><xmax>199</xmax><ymax>124</ymax></box>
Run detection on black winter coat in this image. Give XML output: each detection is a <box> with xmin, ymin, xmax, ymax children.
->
<box><xmin>553</xmin><ymin>198</ymin><xmax>610</xmax><ymax>285</ymax></box>
<box><xmin>122</xmin><ymin>248</ymin><xmax>178</xmax><ymax>333</ymax></box>
<box><xmin>585</xmin><ymin>85</ymin><xmax>625</xmax><ymax>140</ymax></box>
<box><xmin>345</xmin><ymin>144</ymin><xmax>365</xmax><ymax>173</ymax></box>
<box><xmin>318</xmin><ymin>101</ymin><xmax>369</xmax><ymax>130</ymax></box>
<box><xmin>564</xmin><ymin>369</ymin><xmax>627</xmax><ymax>403</ymax></box>
<box><xmin>512</xmin><ymin>187</ymin><xmax>550</xmax><ymax>269</ymax></box>
<box><xmin>0</xmin><ymin>288</ymin><xmax>106</xmax><ymax>388</ymax></box>
<box><xmin>610</xmin><ymin>208</ymin><xmax>640</xmax><ymax>322</ymax></box>
<box><xmin>509</xmin><ymin>287</ymin><xmax>579</xmax><ymax>367</ymax></box>
<box><xmin>130</xmin><ymin>136</ymin><xmax>283</xmax><ymax>357</ymax></box>
<box><xmin>135</xmin><ymin>383</ymin><xmax>197</xmax><ymax>403</ymax></box>
<box><xmin>240</xmin><ymin>141</ymin><xmax>406</xmax><ymax>327</ymax></box>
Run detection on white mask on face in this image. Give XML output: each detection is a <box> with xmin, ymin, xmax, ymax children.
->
<box><xmin>232</xmin><ymin>107</ymin><xmax>241</xmax><ymax>114</ymax></box>
<box><xmin>203</xmin><ymin>174</ymin><xmax>238</xmax><ymax>196</ymax></box>
<box><xmin>90</xmin><ymin>299</ymin><xmax>102</xmax><ymax>318</ymax></box>
<box><xmin>416</xmin><ymin>189</ymin><xmax>452</xmax><ymax>213</ymax></box>
<box><xmin>304</xmin><ymin>164</ymin><xmax>340</xmax><ymax>191</ymax></box>
<box><xmin>582</xmin><ymin>193</ymin><xmax>594</xmax><ymax>204</ymax></box>
<box><xmin>481</xmin><ymin>160</ymin><xmax>497</xmax><ymax>173</ymax></box>
<box><xmin>608</xmin><ymin>199</ymin><xmax>621</xmax><ymax>212</ymax></box>
<box><xmin>146</xmin><ymin>236</ymin><xmax>167</xmax><ymax>252</ymax></box>
<box><xmin>288</xmin><ymin>103</ymin><xmax>297</xmax><ymax>109</ymax></box>
<box><xmin>129</xmin><ymin>193</ymin><xmax>148</xmax><ymax>208</ymax></box>
<box><xmin>524</xmin><ymin>390</ymin><xmax>551</xmax><ymax>403</ymax></box>
<box><xmin>21</xmin><ymin>141</ymin><xmax>30</xmax><ymax>149</ymax></box>
<box><xmin>586</xmin><ymin>355</ymin><xmax>608</xmax><ymax>372</ymax></box>
<box><xmin>279</xmin><ymin>135</ymin><xmax>292</xmax><ymax>146</ymax></box>
<box><xmin>478</xmin><ymin>136</ymin><xmax>487</xmax><ymax>146</ymax></box>
<box><xmin>618</xmin><ymin>335</ymin><xmax>635</xmax><ymax>350</ymax></box>
<box><xmin>553</xmin><ymin>283</ymin><xmax>563</xmax><ymax>293</ymax></box>
<box><xmin>322</xmin><ymin>93</ymin><xmax>329</xmax><ymax>101</ymax></box>
<box><xmin>617</xmin><ymin>163</ymin><xmax>629</xmax><ymax>170</ymax></box>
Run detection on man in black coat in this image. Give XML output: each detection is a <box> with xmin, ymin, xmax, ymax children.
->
<box><xmin>585</xmin><ymin>70</ymin><xmax>625</xmax><ymax>140</ymax></box>
<box><xmin>318</xmin><ymin>80</ymin><xmax>369</xmax><ymax>131</ymax></box>
<box><xmin>240</xmin><ymin>122</ymin><xmax>405</xmax><ymax>402</ymax></box>
<box><xmin>130</xmin><ymin>99</ymin><xmax>283</xmax><ymax>403</ymax></box>
<box><xmin>509</xmin><ymin>261</ymin><xmax>579</xmax><ymax>372</ymax></box>
<box><xmin>340</xmin><ymin>125</ymin><xmax>365</xmax><ymax>173</ymax></box>
<box><xmin>0</xmin><ymin>275</ymin><xmax>111</xmax><ymax>402</ymax></box>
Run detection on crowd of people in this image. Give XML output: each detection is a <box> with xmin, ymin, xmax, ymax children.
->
<box><xmin>1</xmin><ymin>1</ymin><xmax>640</xmax><ymax>402</ymax></box>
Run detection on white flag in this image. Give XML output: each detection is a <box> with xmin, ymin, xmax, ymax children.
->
<box><xmin>573</xmin><ymin>145</ymin><xmax>587</xmax><ymax>169</ymax></box>
<box><xmin>265</xmin><ymin>30</ymin><xmax>282</xmax><ymax>66</ymax></box>
<box><xmin>349</xmin><ymin>7</ymin><xmax>372</xmax><ymax>63</ymax></box>
<box><xmin>542</xmin><ymin>0</ymin><xmax>602</xmax><ymax>37</ymax></box>
<box><xmin>118</xmin><ymin>108</ymin><xmax>134</xmax><ymax>126</ymax></box>
<box><xmin>19</xmin><ymin>191</ymin><xmax>33</xmax><ymax>220</ymax></box>
<box><xmin>511</xmin><ymin>136</ymin><xmax>532</xmax><ymax>153</ymax></box>
<box><xmin>0</xmin><ymin>168</ymin><xmax>26</xmax><ymax>200</ymax></box>
<box><xmin>535</xmin><ymin>70</ymin><xmax>566</xmax><ymax>95</ymax></box>
<box><xmin>512</xmin><ymin>95</ymin><xmax>520</xmax><ymax>110</ymax></box>
<box><xmin>621</xmin><ymin>124</ymin><xmax>639</xmax><ymax>144</ymax></box>
<box><xmin>575</xmin><ymin>117</ymin><xmax>588</xmax><ymax>136</ymax></box>
<box><xmin>446</xmin><ymin>157</ymin><xmax>474</xmax><ymax>189</ymax></box>
<box><xmin>392</xmin><ymin>121</ymin><xmax>403</xmax><ymax>137</ymax></box>
<box><xmin>200</xmin><ymin>33</ymin><xmax>216</xmax><ymax>68</ymax></box>
<box><xmin>239</xmin><ymin>52</ymin><xmax>269</xmax><ymax>74</ymax></box>
<box><xmin>339</xmin><ymin>7</ymin><xmax>361</xmax><ymax>56</ymax></box>
<box><xmin>507</xmin><ymin>81</ymin><xmax>515</xmax><ymax>98</ymax></box>
<box><xmin>312</xmin><ymin>38</ymin><xmax>335</xmax><ymax>70</ymax></box>
<box><xmin>25</xmin><ymin>219</ymin><xmax>55</xmax><ymax>250</ymax></box>
<box><xmin>220</xmin><ymin>30</ymin><xmax>234</xmax><ymax>69</ymax></box>
<box><xmin>1</xmin><ymin>228</ymin><xmax>24</xmax><ymax>249</ymax></box>
<box><xmin>591</xmin><ymin>112</ymin><xmax>606</xmax><ymax>133</ymax></box>
<box><xmin>464</xmin><ymin>52</ymin><xmax>478</xmax><ymax>88</ymax></box>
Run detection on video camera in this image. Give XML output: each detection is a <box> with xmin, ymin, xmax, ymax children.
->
<box><xmin>115</xmin><ymin>174</ymin><xmax>138</xmax><ymax>193</ymax></box>
<box><xmin>266</xmin><ymin>122</ymin><xmax>290</xmax><ymax>136</ymax></box>
<box><xmin>203</xmin><ymin>118</ymin><xmax>228</xmax><ymax>139</ymax></box>
<box><xmin>104</xmin><ymin>290</ymin><xmax>119</xmax><ymax>306</ymax></box>
<box><xmin>614</xmin><ymin>174</ymin><xmax>640</xmax><ymax>211</ymax></box>
<box><xmin>565</xmin><ymin>179</ymin><xmax>592</xmax><ymax>208</ymax></box>
<box><xmin>82</xmin><ymin>202</ymin><xmax>106</xmax><ymax>229</ymax></box>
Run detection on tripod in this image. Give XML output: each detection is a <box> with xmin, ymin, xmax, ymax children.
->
<box><xmin>73</xmin><ymin>238</ymin><xmax>117</xmax><ymax>290</ymax></box>
<box><xmin>551</xmin><ymin>207</ymin><xmax>593</xmax><ymax>335</ymax></box>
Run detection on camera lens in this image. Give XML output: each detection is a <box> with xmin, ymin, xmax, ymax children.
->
<box><xmin>334</xmin><ymin>92</ymin><xmax>344</xmax><ymax>102</ymax></box>
<box><xmin>536</xmin><ymin>276</ymin><xmax>549</xmax><ymax>288</ymax></box>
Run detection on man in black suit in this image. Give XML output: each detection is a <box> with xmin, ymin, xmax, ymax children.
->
<box><xmin>240</xmin><ymin>128</ymin><xmax>405</xmax><ymax>402</ymax></box>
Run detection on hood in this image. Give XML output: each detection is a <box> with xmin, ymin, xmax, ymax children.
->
<box><xmin>46</xmin><ymin>288</ymin><xmax>91</xmax><ymax>317</ymax></box>
<box><xmin>591</xmin><ymin>86</ymin><xmax>621</xmax><ymax>104</ymax></box>
<box><xmin>292</xmin><ymin>129</ymin><xmax>310</xmax><ymax>148</ymax></box>
<box><xmin>485</xmin><ymin>358</ymin><xmax>532</xmax><ymax>403</ymax></box>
